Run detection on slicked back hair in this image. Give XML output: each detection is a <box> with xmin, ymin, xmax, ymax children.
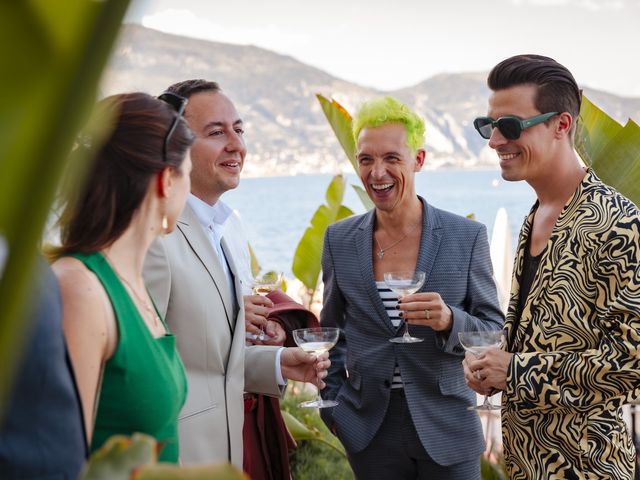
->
<box><xmin>488</xmin><ymin>54</ymin><xmax>581</xmax><ymax>139</ymax></box>
<box><xmin>166</xmin><ymin>79</ymin><xmax>221</xmax><ymax>99</ymax></box>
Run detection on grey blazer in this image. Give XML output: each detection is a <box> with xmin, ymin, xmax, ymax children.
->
<box><xmin>320</xmin><ymin>197</ymin><xmax>504</xmax><ymax>466</ymax></box>
<box><xmin>144</xmin><ymin>204</ymin><xmax>282</xmax><ymax>468</ymax></box>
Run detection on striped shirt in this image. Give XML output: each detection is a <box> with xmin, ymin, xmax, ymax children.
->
<box><xmin>376</xmin><ymin>282</ymin><xmax>403</xmax><ymax>389</ymax></box>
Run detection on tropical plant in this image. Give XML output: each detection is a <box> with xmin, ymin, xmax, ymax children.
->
<box><xmin>80</xmin><ymin>433</ymin><xmax>245</xmax><ymax>480</ymax></box>
<box><xmin>575</xmin><ymin>95</ymin><xmax>640</xmax><ymax>206</ymax></box>
<box><xmin>291</xmin><ymin>175</ymin><xmax>353</xmax><ymax>307</ymax></box>
<box><xmin>281</xmin><ymin>388</ymin><xmax>353</xmax><ymax>480</ymax></box>
<box><xmin>316</xmin><ymin>94</ymin><xmax>374</xmax><ymax>210</ymax></box>
<box><xmin>0</xmin><ymin>0</ymin><xmax>130</xmax><ymax>414</ymax></box>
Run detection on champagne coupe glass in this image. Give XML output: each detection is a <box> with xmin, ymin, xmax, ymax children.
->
<box><xmin>251</xmin><ymin>271</ymin><xmax>282</xmax><ymax>341</ymax></box>
<box><xmin>292</xmin><ymin>327</ymin><xmax>340</xmax><ymax>408</ymax></box>
<box><xmin>384</xmin><ymin>270</ymin><xmax>426</xmax><ymax>344</ymax></box>
<box><xmin>458</xmin><ymin>330</ymin><xmax>504</xmax><ymax>410</ymax></box>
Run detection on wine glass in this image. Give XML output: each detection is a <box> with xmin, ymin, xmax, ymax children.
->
<box><xmin>458</xmin><ymin>330</ymin><xmax>504</xmax><ymax>410</ymax></box>
<box><xmin>383</xmin><ymin>270</ymin><xmax>426</xmax><ymax>344</ymax></box>
<box><xmin>250</xmin><ymin>271</ymin><xmax>282</xmax><ymax>341</ymax></box>
<box><xmin>292</xmin><ymin>327</ymin><xmax>340</xmax><ymax>408</ymax></box>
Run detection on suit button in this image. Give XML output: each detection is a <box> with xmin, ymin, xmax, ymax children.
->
<box><xmin>384</xmin><ymin>380</ymin><xmax>391</xmax><ymax>388</ymax></box>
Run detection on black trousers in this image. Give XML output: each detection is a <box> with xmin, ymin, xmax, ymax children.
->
<box><xmin>346</xmin><ymin>389</ymin><xmax>480</xmax><ymax>480</ymax></box>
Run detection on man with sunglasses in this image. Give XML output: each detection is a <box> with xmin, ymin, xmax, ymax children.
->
<box><xmin>463</xmin><ymin>54</ymin><xmax>640</xmax><ymax>480</ymax></box>
<box><xmin>144</xmin><ymin>80</ymin><xmax>329</xmax><ymax>470</ymax></box>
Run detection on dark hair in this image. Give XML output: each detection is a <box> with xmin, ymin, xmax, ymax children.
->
<box><xmin>166</xmin><ymin>79</ymin><xmax>221</xmax><ymax>99</ymax></box>
<box><xmin>488</xmin><ymin>54</ymin><xmax>581</xmax><ymax>136</ymax></box>
<box><xmin>55</xmin><ymin>92</ymin><xmax>194</xmax><ymax>255</ymax></box>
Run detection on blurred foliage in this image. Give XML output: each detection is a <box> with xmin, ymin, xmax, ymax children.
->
<box><xmin>80</xmin><ymin>433</ymin><xmax>245</xmax><ymax>480</ymax></box>
<box><xmin>0</xmin><ymin>0</ymin><xmax>130</xmax><ymax>415</ymax></box>
<box><xmin>575</xmin><ymin>95</ymin><xmax>640</xmax><ymax>206</ymax></box>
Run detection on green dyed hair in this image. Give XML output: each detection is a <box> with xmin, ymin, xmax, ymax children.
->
<box><xmin>352</xmin><ymin>96</ymin><xmax>425</xmax><ymax>153</ymax></box>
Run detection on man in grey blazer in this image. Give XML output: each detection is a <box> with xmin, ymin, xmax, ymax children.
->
<box><xmin>320</xmin><ymin>96</ymin><xmax>504</xmax><ymax>479</ymax></box>
<box><xmin>144</xmin><ymin>79</ymin><xmax>328</xmax><ymax>468</ymax></box>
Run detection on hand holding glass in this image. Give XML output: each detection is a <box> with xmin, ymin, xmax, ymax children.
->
<box><xmin>250</xmin><ymin>271</ymin><xmax>282</xmax><ymax>341</ymax></box>
<box><xmin>458</xmin><ymin>330</ymin><xmax>504</xmax><ymax>410</ymax></box>
<box><xmin>384</xmin><ymin>270</ymin><xmax>426</xmax><ymax>343</ymax></box>
<box><xmin>292</xmin><ymin>327</ymin><xmax>340</xmax><ymax>408</ymax></box>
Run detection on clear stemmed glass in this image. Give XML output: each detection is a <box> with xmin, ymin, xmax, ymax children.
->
<box><xmin>250</xmin><ymin>271</ymin><xmax>282</xmax><ymax>341</ymax></box>
<box><xmin>292</xmin><ymin>327</ymin><xmax>340</xmax><ymax>408</ymax></box>
<box><xmin>384</xmin><ymin>270</ymin><xmax>426</xmax><ymax>344</ymax></box>
<box><xmin>458</xmin><ymin>330</ymin><xmax>504</xmax><ymax>410</ymax></box>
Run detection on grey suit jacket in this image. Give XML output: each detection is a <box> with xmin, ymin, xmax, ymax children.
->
<box><xmin>144</xmin><ymin>204</ymin><xmax>282</xmax><ymax>468</ymax></box>
<box><xmin>320</xmin><ymin>197</ymin><xmax>504</xmax><ymax>466</ymax></box>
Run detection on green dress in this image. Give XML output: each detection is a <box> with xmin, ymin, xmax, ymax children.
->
<box><xmin>71</xmin><ymin>252</ymin><xmax>187</xmax><ymax>463</ymax></box>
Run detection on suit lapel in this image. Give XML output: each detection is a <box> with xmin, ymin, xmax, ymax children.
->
<box><xmin>417</xmin><ymin>200</ymin><xmax>442</xmax><ymax>286</ymax></box>
<box><xmin>177</xmin><ymin>205</ymin><xmax>235</xmax><ymax>333</ymax></box>
<box><xmin>355</xmin><ymin>210</ymin><xmax>397</xmax><ymax>334</ymax></box>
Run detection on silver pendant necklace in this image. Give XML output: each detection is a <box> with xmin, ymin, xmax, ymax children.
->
<box><xmin>375</xmin><ymin>222</ymin><xmax>420</xmax><ymax>259</ymax></box>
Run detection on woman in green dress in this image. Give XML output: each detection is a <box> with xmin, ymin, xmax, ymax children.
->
<box><xmin>51</xmin><ymin>92</ymin><xmax>194</xmax><ymax>462</ymax></box>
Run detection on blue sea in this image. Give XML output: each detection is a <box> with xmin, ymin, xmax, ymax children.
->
<box><xmin>224</xmin><ymin>170</ymin><xmax>537</xmax><ymax>277</ymax></box>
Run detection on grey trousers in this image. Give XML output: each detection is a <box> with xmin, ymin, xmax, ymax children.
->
<box><xmin>346</xmin><ymin>389</ymin><xmax>480</xmax><ymax>480</ymax></box>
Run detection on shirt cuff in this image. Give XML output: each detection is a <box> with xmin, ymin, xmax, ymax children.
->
<box><xmin>275</xmin><ymin>347</ymin><xmax>286</xmax><ymax>385</ymax></box>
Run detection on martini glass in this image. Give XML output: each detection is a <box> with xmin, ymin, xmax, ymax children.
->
<box><xmin>384</xmin><ymin>270</ymin><xmax>426</xmax><ymax>343</ymax></box>
<box><xmin>458</xmin><ymin>330</ymin><xmax>504</xmax><ymax>410</ymax></box>
<box><xmin>292</xmin><ymin>327</ymin><xmax>340</xmax><ymax>408</ymax></box>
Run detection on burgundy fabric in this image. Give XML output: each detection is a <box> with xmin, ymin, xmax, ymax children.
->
<box><xmin>242</xmin><ymin>291</ymin><xmax>319</xmax><ymax>479</ymax></box>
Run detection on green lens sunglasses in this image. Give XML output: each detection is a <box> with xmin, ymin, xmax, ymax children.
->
<box><xmin>473</xmin><ymin>112</ymin><xmax>558</xmax><ymax>140</ymax></box>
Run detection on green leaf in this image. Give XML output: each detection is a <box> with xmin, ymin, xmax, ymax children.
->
<box><xmin>80</xmin><ymin>433</ymin><xmax>156</xmax><ymax>480</ymax></box>
<box><xmin>316</xmin><ymin>94</ymin><xmax>357</xmax><ymax>171</ymax></box>
<box><xmin>576</xmin><ymin>95</ymin><xmax>640</xmax><ymax>207</ymax></box>
<box><xmin>0</xmin><ymin>0</ymin><xmax>130</xmax><ymax>415</ymax></box>
<box><xmin>134</xmin><ymin>463</ymin><xmax>245</xmax><ymax>480</ymax></box>
<box><xmin>292</xmin><ymin>175</ymin><xmax>354</xmax><ymax>292</ymax></box>
<box><xmin>281</xmin><ymin>409</ymin><xmax>347</xmax><ymax>457</ymax></box>
<box><xmin>352</xmin><ymin>185</ymin><xmax>374</xmax><ymax>211</ymax></box>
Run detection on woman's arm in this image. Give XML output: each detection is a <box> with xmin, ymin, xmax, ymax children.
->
<box><xmin>52</xmin><ymin>257</ymin><xmax>117</xmax><ymax>442</ymax></box>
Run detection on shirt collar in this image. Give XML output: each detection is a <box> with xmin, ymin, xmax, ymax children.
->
<box><xmin>187</xmin><ymin>193</ymin><xmax>233</xmax><ymax>230</ymax></box>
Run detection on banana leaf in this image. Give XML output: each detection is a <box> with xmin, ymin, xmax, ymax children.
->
<box><xmin>316</xmin><ymin>94</ymin><xmax>375</xmax><ymax>211</ymax></box>
<box><xmin>0</xmin><ymin>0</ymin><xmax>130</xmax><ymax>415</ymax></box>
<box><xmin>281</xmin><ymin>410</ymin><xmax>346</xmax><ymax>457</ymax></box>
<box><xmin>576</xmin><ymin>95</ymin><xmax>640</xmax><ymax>206</ymax></box>
<box><xmin>292</xmin><ymin>175</ymin><xmax>353</xmax><ymax>294</ymax></box>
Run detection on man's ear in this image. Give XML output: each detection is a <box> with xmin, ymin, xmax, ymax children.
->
<box><xmin>157</xmin><ymin>167</ymin><xmax>174</xmax><ymax>198</ymax></box>
<box><xmin>555</xmin><ymin>112</ymin><xmax>573</xmax><ymax>139</ymax></box>
<box><xmin>414</xmin><ymin>148</ymin><xmax>426</xmax><ymax>171</ymax></box>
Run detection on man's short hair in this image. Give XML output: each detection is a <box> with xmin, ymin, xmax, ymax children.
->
<box><xmin>352</xmin><ymin>96</ymin><xmax>425</xmax><ymax>153</ymax></box>
<box><xmin>487</xmin><ymin>55</ymin><xmax>581</xmax><ymax>134</ymax></box>
<box><xmin>166</xmin><ymin>79</ymin><xmax>221</xmax><ymax>99</ymax></box>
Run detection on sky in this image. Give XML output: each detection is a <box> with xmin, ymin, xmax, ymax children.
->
<box><xmin>125</xmin><ymin>0</ymin><xmax>640</xmax><ymax>97</ymax></box>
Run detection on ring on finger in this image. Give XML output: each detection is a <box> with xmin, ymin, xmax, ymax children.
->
<box><xmin>424</xmin><ymin>309</ymin><xmax>430</xmax><ymax>320</ymax></box>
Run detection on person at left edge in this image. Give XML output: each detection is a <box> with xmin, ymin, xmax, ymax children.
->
<box><xmin>51</xmin><ymin>92</ymin><xmax>194</xmax><ymax>462</ymax></box>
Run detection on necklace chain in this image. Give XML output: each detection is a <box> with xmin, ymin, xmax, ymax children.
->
<box><xmin>375</xmin><ymin>222</ymin><xmax>420</xmax><ymax>259</ymax></box>
<box><xmin>104</xmin><ymin>254</ymin><xmax>162</xmax><ymax>329</ymax></box>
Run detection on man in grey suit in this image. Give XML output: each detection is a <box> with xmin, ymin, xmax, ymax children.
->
<box><xmin>144</xmin><ymin>79</ymin><xmax>328</xmax><ymax>468</ymax></box>
<box><xmin>320</xmin><ymin>96</ymin><xmax>504</xmax><ymax>479</ymax></box>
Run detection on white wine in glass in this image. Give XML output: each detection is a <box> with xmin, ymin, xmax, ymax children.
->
<box><xmin>384</xmin><ymin>270</ymin><xmax>426</xmax><ymax>344</ymax></box>
<box><xmin>458</xmin><ymin>330</ymin><xmax>504</xmax><ymax>410</ymax></box>
<box><xmin>250</xmin><ymin>271</ymin><xmax>282</xmax><ymax>341</ymax></box>
<box><xmin>293</xmin><ymin>327</ymin><xmax>340</xmax><ymax>409</ymax></box>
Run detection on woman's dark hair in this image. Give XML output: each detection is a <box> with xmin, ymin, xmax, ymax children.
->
<box><xmin>55</xmin><ymin>92</ymin><xmax>194</xmax><ymax>255</ymax></box>
<box><xmin>488</xmin><ymin>54</ymin><xmax>581</xmax><ymax>136</ymax></box>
